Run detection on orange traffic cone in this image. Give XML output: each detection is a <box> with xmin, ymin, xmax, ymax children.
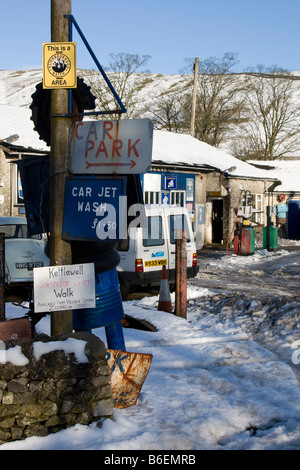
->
<box><xmin>157</xmin><ymin>265</ymin><xmax>172</xmax><ymax>313</ymax></box>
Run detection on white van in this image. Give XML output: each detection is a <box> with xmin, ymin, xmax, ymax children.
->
<box><xmin>117</xmin><ymin>204</ymin><xmax>198</xmax><ymax>298</ymax></box>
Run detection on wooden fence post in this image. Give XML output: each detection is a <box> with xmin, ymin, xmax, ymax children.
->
<box><xmin>175</xmin><ymin>230</ymin><xmax>187</xmax><ymax>319</ymax></box>
<box><xmin>0</xmin><ymin>233</ymin><xmax>5</xmax><ymax>321</ymax></box>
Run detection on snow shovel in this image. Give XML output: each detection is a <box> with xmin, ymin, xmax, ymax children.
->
<box><xmin>106</xmin><ymin>349</ymin><xmax>153</xmax><ymax>408</ymax></box>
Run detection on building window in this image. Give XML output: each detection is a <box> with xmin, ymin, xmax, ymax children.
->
<box><xmin>170</xmin><ymin>190</ymin><xmax>186</xmax><ymax>207</ymax></box>
<box><xmin>254</xmin><ymin>194</ymin><xmax>263</xmax><ymax>224</ymax></box>
<box><xmin>144</xmin><ymin>191</ymin><xmax>161</xmax><ymax>204</ymax></box>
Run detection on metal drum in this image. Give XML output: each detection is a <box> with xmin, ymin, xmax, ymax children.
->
<box><xmin>73</xmin><ymin>267</ymin><xmax>124</xmax><ymax>331</ymax></box>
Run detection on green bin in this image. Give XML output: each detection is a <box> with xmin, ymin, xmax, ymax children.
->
<box><xmin>263</xmin><ymin>225</ymin><xmax>278</xmax><ymax>251</ymax></box>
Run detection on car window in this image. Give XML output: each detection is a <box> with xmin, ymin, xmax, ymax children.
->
<box><xmin>143</xmin><ymin>216</ymin><xmax>164</xmax><ymax>246</ymax></box>
<box><xmin>168</xmin><ymin>215</ymin><xmax>191</xmax><ymax>244</ymax></box>
<box><xmin>116</xmin><ymin>237</ymin><xmax>129</xmax><ymax>252</ymax></box>
<box><xmin>0</xmin><ymin>224</ymin><xmax>41</xmax><ymax>240</ymax></box>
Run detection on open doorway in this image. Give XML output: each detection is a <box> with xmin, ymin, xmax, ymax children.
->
<box><xmin>211</xmin><ymin>199</ymin><xmax>223</xmax><ymax>243</ymax></box>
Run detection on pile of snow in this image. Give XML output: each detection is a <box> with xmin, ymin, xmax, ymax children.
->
<box><xmin>32</xmin><ymin>338</ymin><xmax>88</xmax><ymax>363</ymax></box>
<box><xmin>0</xmin><ymin>345</ymin><xmax>29</xmax><ymax>366</ymax></box>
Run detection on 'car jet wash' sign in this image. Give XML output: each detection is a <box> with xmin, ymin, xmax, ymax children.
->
<box><xmin>62</xmin><ymin>176</ymin><xmax>126</xmax><ymax>241</ymax></box>
<box><xmin>70</xmin><ymin>119</ymin><xmax>153</xmax><ymax>175</ymax></box>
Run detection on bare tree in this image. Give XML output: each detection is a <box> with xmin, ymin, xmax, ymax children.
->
<box><xmin>234</xmin><ymin>66</ymin><xmax>300</xmax><ymax>160</ymax></box>
<box><xmin>150</xmin><ymin>91</ymin><xmax>186</xmax><ymax>132</ymax></box>
<box><xmin>179</xmin><ymin>53</ymin><xmax>246</xmax><ymax>146</ymax></box>
<box><xmin>85</xmin><ymin>52</ymin><xmax>152</xmax><ymax>119</ymax></box>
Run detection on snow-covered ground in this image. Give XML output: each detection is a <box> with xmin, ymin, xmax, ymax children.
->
<box><xmin>1</xmin><ymin>246</ymin><xmax>300</xmax><ymax>450</ymax></box>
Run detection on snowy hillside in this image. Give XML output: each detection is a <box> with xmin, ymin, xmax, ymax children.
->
<box><xmin>0</xmin><ymin>69</ymin><xmax>192</xmax><ymax>151</ymax></box>
<box><xmin>1</xmin><ymin>68</ymin><xmax>300</xmax><ymax>108</ymax></box>
<box><xmin>0</xmin><ymin>69</ymin><xmax>275</xmax><ymax>179</ymax></box>
<box><xmin>0</xmin><ymin>69</ymin><xmax>190</xmax><ymax>109</ymax></box>
<box><xmin>1</xmin><ymin>68</ymin><xmax>300</xmax><ymax>159</ymax></box>
<box><xmin>0</xmin><ymin>70</ymin><xmax>43</xmax><ymax>108</ymax></box>
<box><xmin>1</xmin><ymin>69</ymin><xmax>300</xmax><ymax>183</ymax></box>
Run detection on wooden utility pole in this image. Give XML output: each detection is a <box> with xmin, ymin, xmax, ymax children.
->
<box><xmin>190</xmin><ymin>57</ymin><xmax>199</xmax><ymax>137</ymax></box>
<box><xmin>50</xmin><ymin>0</ymin><xmax>73</xmax><ymax>335</ymax></box>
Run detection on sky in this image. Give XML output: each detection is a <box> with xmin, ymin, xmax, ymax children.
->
<box><xmin>0</xmin><ymin>0</ymin><xmax>299</xmax><ymax>75</ymax></box>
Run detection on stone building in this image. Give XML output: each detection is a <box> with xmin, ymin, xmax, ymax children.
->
<box><xmin>249</xmin><ymin>160</ymin><xmax>300</xmax><ymax>240</ymax></box>
<box><xmin>142</xmin><ymin>131</ymin><xmax>278</xmax><ymax>247</ymax></box>
<box><xmin>0</xmin><ymin>142</ymin><xmax>47</xmax><ymax>218</ymax></box>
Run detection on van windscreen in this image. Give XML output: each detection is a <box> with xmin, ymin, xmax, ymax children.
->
<box><xmin>168</xmin><ymin>215</ymin><xmax>191</xmax><ymax>244</ymax></box>
<box><xmin>143</xmin><ymin>216</ymin><xmax>164</xmax><ymax>246</ymax></box>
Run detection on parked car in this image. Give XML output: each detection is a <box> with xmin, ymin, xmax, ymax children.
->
<box><xmin>0</xmin><ymin>216</ymin><xmax>49</xmax><ymax>289</ymax></box>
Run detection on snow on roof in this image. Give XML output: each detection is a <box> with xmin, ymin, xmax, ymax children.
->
<box><xmin>248</xmin><ymin>160</ymin><xmax>300</xmax><ymax>192</ymax></box>
<box><xmin>0</xmin><ymin>104</ymin><xmax>49</xmax><ymax>152</ymax></box>
<box><xmin>0</xmin><ymin>101</ymin><xmax>276</xmax><ymax>181</ymax></box>
<box><xmin>152</xmin><ymin>130</ymin><xmax>276</xmax><ymax>180</ymax></box>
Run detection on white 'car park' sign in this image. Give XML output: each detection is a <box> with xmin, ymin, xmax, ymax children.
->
<box><xmin>70</xmin><ymin>119</ymin><xmax>153</xmax><ymax>175</ymax></box>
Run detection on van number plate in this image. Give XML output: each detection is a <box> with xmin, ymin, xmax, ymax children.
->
<box><xmin>16</xmin><ymin>262</ymin><xmax>44</xmax><ymax>269</ymax></box>
<box><xmin>145</xmin><ymin>259</ymin><xmax>167</xmax><ymax>267</ymax></box>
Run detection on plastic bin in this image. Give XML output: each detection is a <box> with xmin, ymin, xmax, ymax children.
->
<box><xmin>263</xmin><ymin>225</ymin><xmax>278</xmax><ymax>251</ymax></box>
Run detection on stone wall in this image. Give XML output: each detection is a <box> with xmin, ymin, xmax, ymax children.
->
<box><xmin>0</xmin><ymin>332</ymin><xmax>113</xmax><ymax>443</ymax></box>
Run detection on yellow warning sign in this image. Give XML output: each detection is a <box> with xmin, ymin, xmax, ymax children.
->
<box><xmin>43</xmin><ymin>42</ymin><xmax>77</xmax><ymax>89</ymax></box>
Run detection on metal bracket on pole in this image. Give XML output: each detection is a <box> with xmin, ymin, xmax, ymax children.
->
<box><xmin>53</xmin><ymin>14</ymin><xmax>127</xmax><ymax>119</ymax></box>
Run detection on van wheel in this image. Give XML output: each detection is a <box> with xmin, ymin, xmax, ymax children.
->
<box><xmin>119</xmin><ymin>280</ymin><xmax>130</xmax><ymax>300</ymax></box>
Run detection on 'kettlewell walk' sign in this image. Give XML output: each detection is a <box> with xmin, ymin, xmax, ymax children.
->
<box><xmin>33</xmin><ymin>263</ymin><xmax>95</xmax><ymax>313</ymax></box>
